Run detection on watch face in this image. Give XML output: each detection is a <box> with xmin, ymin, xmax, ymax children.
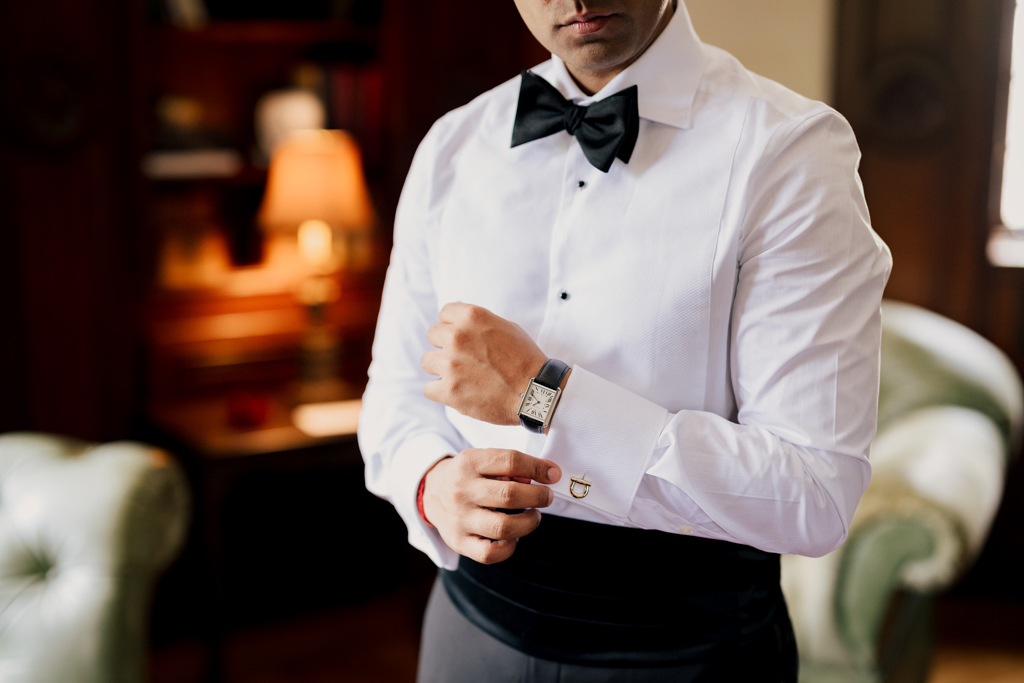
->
<box><xmin>519</xmin><ymin>382</ymin><xmax>558</xmax><ymax>422</ymax></box>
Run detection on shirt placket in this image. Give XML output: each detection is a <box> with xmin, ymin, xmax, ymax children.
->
<box><xmin>535</xmin><ymin>138</ymin><xmax>595</xmax><ymax>354</ymax></box>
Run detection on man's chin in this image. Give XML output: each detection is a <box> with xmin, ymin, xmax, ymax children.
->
<box><xmin>552</xmin><ymin>28</ymin><xmax>638</xmax><ymax>68</ymax></box>
<box><xmin>558</xmin><ymin>44</ymin><xmax>632</xmax><ymax>76</ymax></box>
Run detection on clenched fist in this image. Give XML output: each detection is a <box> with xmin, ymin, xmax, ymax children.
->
<box><xmin>421</xmin><ymin>303</ymin><xmax>548</xmax><ymax>426</ymax></box>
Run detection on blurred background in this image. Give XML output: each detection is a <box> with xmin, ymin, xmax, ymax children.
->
<box><xmin>0</xmin><ymin>0</ymin><xmax>1022</xmax><ymax>682</ymax></box>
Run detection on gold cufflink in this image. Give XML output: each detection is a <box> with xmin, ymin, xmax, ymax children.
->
<box><xmin>569</xmin><ymin>477</ymin><xmax>592</xmax><ymax>499</ymax></box>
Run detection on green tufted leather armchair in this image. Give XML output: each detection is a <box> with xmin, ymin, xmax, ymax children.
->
<box><xmin>0</xmin><ymin>433</ymin><xmax>190</xmax><ymax>683</ymax></box>
<box><xmin>782</xmin><ymin>300</ymin><xmax>1022</xmax><ymax>683</ymax></box>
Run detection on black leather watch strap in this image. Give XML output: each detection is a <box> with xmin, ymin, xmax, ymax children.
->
<box><xmin>519</xmin><ymin>359</ymin><xmax>571</xmax><ymax>433</ymax></box>
<box><xmin>534</xmin><ymin>358</ymin><xmax>571</xmax><ymax>391</ymax></box>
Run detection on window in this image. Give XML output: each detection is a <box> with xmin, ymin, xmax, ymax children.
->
<box><xmin>1003</xmin><ymin>0</ymin><xmax>1024</xmax><ymax>231</ymax></box>
<box><xmin>987</xmin><ymin>1</ymin><xmax>1024</xmax><ymax>265</ymax></box>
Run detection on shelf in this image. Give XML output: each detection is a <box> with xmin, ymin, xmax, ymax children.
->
<box><xmin>153</xmin><ymin>20</ymin><xmax>377</xmax><ymax>47</ymax></box>
<box><xmin>146</xmin><ymin>161</ymin><xmax>268</xmax><ymax>187</ymax></box>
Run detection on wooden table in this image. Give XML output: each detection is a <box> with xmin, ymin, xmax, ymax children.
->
<box><xmin>151</xmin><ymin>394</ymin><xmax>366</xmax><ymax>682</ymax></box>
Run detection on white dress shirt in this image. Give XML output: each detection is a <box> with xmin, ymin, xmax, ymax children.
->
<box><xmin>358</xmin><ymin>4</ymin><xmax>892</xmax><ymax>571</ymax></box>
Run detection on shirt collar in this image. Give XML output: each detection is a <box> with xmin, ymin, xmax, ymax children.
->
<box><xmin>537</xmin><ymin>2</ymin><xmax>705</xmax><ymax>130</ymax></box>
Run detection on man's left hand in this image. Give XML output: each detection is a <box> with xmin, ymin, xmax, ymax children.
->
<box><xmin>422</xmin><ymin>303</ymin><xmax>547</xmax><ymax>425</ymax></box>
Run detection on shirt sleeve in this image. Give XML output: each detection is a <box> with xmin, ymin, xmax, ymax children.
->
<box><xmin>358</xmin><ymin>121</ymin><xmax>468</xmax><ymax>570</ymax></box>
<box><xmin>540</xmin><ymin>111</ymin><xmax>892</xmax><ymax>558</ymax></box>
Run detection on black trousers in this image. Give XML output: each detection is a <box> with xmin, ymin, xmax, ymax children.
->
<box><xmin>417</xmin><ymin>576</ymin><xmax>798</xmax><ymax>683</ymax></box>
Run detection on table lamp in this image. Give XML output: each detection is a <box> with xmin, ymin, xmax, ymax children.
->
<box><xmin>258</xmin><ymin>129</ymin><xmax>375</xmax><ymax>403</ymax></box>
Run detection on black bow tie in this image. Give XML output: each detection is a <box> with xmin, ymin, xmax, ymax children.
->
<box><xmin>511</xmin><ymin>71</ymin><xmax>640</xmax><ymax>173</ymax></box>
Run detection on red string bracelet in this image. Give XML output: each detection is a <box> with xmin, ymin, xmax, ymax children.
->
<box><xmin>416</xmin><ymin>474</ymin><xmax>435</xmax><ymax>528</ymax></box>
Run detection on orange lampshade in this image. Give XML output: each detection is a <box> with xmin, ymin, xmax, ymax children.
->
<box><xmin>259</xmin><ymin>129</ymin><xmax>374</xmax><ymax>233</ymax></box>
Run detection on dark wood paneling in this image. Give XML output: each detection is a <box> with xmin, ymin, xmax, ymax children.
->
<box><xmin>837</xmin><ymin>0</ymin><xmax>1005</xmax><ymax>325</ymax></box>
<box><xmin>0</xmin><ymin>0</ymin><xmax>145</xmax><ymax>440</ymax></box>
<box><xmin>378</xmin><ymin>0</ymin><xmax>548</xmax><ymax>220</ymax></box>
<box><xmin>836</xmin><ymin>0</ymin><xmax>1023</xmax><ymax>599</ymax></box>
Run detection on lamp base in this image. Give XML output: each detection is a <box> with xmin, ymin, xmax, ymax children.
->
<box><xmin>295</xmin><ymin>376</ymin><xmax>355</xmax><ymax>404</ymax></box>
<box><xmin>296</xmin><ymin>300</ymin><xmax>356</xmax><ymax>403</ymax></box>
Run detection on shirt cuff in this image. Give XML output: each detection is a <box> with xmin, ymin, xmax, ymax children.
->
<box><xmin>541</xmin><ymin>366</ymin><xmax>668</xmax><ymax>519</ymax></box>
<box><xmin>390</xmin><ymin>432</ymin><xmax>461</xmax><ymax>569</ymax></box>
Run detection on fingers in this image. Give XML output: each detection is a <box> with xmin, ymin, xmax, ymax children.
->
<box><xmin>468</xmin><ymin>449</ymin><xmax>562</xmax><ymax>484</ymax></box>
<box><xmin>463</xmin><ymin>507</ymin><xmax>542</xmax><ymax>543</ymax></box>
<box><xmin>423</xmin><ymin>377</ymin><xmax>443</xmax><ymax>405</ymax></box>
<box><xmin>421</xmin><ymin>348</ymin><xmax>445</xmax><ymax>376</ymax></box>
<box><xmin>439</xmin><ymin>301</ymin><xmax>476</xmax><ymax>324</ymax></box>
<box><xmin>426</xmin><ymin>322</ymin><xmax>452</xmax><ymax>349</ymax></box>
<box><xmin>426</xmin><ymin>321</ymin><xmax>481</xmax><ymax>355</ymax></box>
<box><xmin>461</xmin><ymin>536</ymin><xmax>518</xmax><ymax>565</ymax></box>
<box><xmin>492</xmin><ymin>476</ymin><xmax>532</xmax><ymax>485</ymax></box>
<box><xmin>475</xmin><ymin>478</ymin><xmax>553</xmax><ymax>510</ymax></box>
<box><xmin>430</xmin><ymin>448</ymin><xmax>562</xmax><ymax>566</ymax></box>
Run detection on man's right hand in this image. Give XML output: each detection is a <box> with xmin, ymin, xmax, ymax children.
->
<box><xmin>422</xmin><ymin>448</ymin><xmax>561</xmax><ymax>564</ymax></box>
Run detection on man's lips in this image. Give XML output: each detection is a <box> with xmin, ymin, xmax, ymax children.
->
<box><xmin>561</xmin><ymin>14</ymin><xmax>613</xmax><ymax>35</ymax></box>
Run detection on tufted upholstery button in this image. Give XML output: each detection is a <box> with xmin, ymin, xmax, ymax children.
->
<box><xmin>0</xmin><ymin>432</ymin><xmax>191</xmax><ymax>681</ymax></box>
<box><xmin>32</xmin><ymin>555</ymin><xmax>54</xmax><ymax>580</ymax></box>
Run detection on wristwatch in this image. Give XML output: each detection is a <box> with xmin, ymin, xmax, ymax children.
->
<box><xmin>517</xmin><ymin>359</ymin><xmax>570</xmax><ymax>433</ymax></box>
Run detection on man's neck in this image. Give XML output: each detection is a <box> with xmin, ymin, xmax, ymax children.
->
<box><xmin>565</xmin><ymin>1</ymin><xmax>675</xmax><ymax>96</ymax></box>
